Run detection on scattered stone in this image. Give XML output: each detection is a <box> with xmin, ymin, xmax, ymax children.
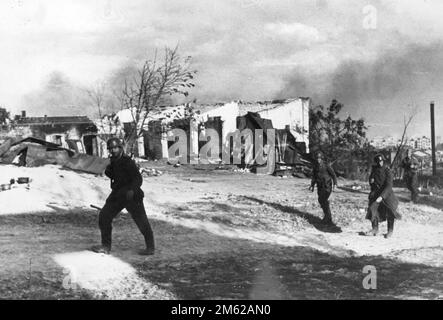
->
<box><xmin>141</xmin><ymin>168</ymin><xmax>163</xmax><ymax>177</ymax></box>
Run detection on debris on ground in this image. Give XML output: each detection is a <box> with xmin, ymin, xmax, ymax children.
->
<box><xmin>0</xmin><ymin>137</ymin><xmax>109</xmax><ymax>175</ymax></box>
<box><xmin>134</xmin><ymin>157</ymin><xmax>149</xmax><ymax>164</ymax></box>
<box><xmin>0</xmin><ymin>176</ymin><xmax>32</xmax><ymax>192</ymax></box>
<box><xmin>0</xmin><ymin>183</ymin><xmax>11</xmax><ymax>191</ymax></box>
<box><xmin>418</xmin><ymin>187</ymin><xmax>434</xmax><ymax>196</ymax></box>
<box><xmin>339</xmin><ymin>183</ymin><xmax>368</xmax><ymax>192</ymax></box>
<box><xmin>166</xmin><ymin>157</ymin><xmax>182</xmax><ymax>167</ymax></box>
<box><xmin>17</xmin><ymin>177</ymin><xmax>30</xmax><ymax>184</ymax></box>
<box><xmin>274</xmin><ymin>164</ymin><xmax>293</xmax><ymax>177</ymax></box>
<box><xmin>140</xmin><ymin>168</ymin><xmax>163</xmax><ymax>177</ymax></box>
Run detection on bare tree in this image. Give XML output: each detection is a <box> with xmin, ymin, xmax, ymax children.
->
<box><xmin>120</xmin><ymin>46</ymin><xmax>196</xmax><ymax>155</ymax></box>
<box><xmin>390</xmin><ymin>109</ymin><xmax>417</xmax><ymax>170</ymax></box>
<box><xmin>86</xmin><ymin>80</ymin><xmax>128</xmax><ymax>159</ymax></box>
<box><xmin>112</xmin><ymin>87</ymin><xmax>127</xmax><ymax>112</ymax></box>
<box><xmin>86</xmin><ymin>80</ymin><xmax>107</xmax><ymax>119</ymax></box>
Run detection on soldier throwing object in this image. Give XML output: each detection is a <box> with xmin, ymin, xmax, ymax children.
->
<box><xmin>309</xmin><ymin>152</ymin><xmax>338</xmax><ymax>226</ymax></box>
<box><xmin>400</xmin><ymin>149</ymin><xmax>419</xmax><ymax>203</ymax></box>
<box><xmin>365</xmin><ymin>154</ymin><xmax>402</xmax><ymax>238</ymax></box>
<box><xmin>91</xmin><ymin>138</ymin><xmax>155</xmax><ymax>255</ymax></box>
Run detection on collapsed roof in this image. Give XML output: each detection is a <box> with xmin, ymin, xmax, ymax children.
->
<box><xmin>0</xmin><ymin>137</ymin><xmax>109</xmax><ymax>175</ymax></box>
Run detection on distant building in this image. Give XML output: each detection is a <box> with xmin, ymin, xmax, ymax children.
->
<box><xmin>11</xmin><ymin>111</ymin><xmax>98</xmax><ymax>155</ymax></box>
<box><xmin>370</xmin><ymin>136</ymin><xmax>401</xmax><ymax>149</ymax></box>
<box><xmin>415</xmin><ymin>136</ymin><xmax>431</xmax><ymax>150</ymax></box>
<box><xmin>407</xmin><ymin>138</ymin><xmax>417</xmax><ymax>149</ymax></box>
<box><xmin>371</xmin><ymin>136</ymin><xmax>433</xmax><ymax>151</ymax></box>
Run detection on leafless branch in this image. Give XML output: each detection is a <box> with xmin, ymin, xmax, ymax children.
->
<box><xmin>117</xmin><ymin>45</ymin><xmax>196</xmax><ymax>155</ymax></box>
<box><xmin>391</xmin><ymin>107</ymin><xmax>418</xmax><ymax>168</ymax></box>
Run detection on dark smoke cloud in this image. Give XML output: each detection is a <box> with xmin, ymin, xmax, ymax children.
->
<box><xmin>278</xmin><ymin>42</ymin><xmax>443</xmax><ymax>110</ymax></box>
<box><xmin>21</xmin><ymin>60</ymin><xmax>188</xmax><ymax>119</ymax></box>
<box><xmin>328</xmin><ymin>43</ymin><xmax>443</xmax><ymax>105</ymax></box>
<box><xmin>21</xmin><ymin>65</ymin><xmax>143</xmax><ymax>118</ymax></box>
<box><xmin>21</xmin><ymin>71</ymin><xmax>91</xmax><ymax>117</ymax></box>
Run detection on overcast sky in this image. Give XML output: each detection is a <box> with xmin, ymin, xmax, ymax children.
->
<box><xmin>1</xmin><ymin>0</ymin><xmax>442</xmax><ymax>139</ymax></box>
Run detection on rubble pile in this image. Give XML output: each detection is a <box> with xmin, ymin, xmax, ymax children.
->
<box><xmin>140</xmin><ymin>168</ymin><xmax>163</xmax><ymax>177</ymax></box>
<box><xmin>0</xmin><ymin>137</ymin><xmax>109</xmax><ymax>175</ymax></box>
<box><xmin>232</xmin><ymin>168</ymin><xmax>251</xmax><ymax>174</ymax></box>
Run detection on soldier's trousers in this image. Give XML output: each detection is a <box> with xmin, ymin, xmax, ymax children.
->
<box><xmin>318</xmin><ymin>188</ymin><xmax>332</xmax><ymax>223</ymax></box>
<box><xmin>368</xmin><ymin>201</ymin><xmax>395</xmax><ymax>232</ymax></box>
<box><xmin>405</xmin><ymin>174</ymin><xmax>419</xmax><ymax>203</ymax></box>
<box><xmin>98</xmin><ymin>197</ymin><xmax>155</xmax><ymax>250</ymax></box>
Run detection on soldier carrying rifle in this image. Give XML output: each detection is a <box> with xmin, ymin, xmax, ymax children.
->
<box><xmin>90</xmin><ymin>137</ymin><xmax>155</xmax><ymax>255</ymax></box>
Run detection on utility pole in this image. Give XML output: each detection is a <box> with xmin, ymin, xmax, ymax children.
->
<box><xmin>430</xmin><ymin>101</ymin><xmax>437</xmax><ymax>176</ymax></box>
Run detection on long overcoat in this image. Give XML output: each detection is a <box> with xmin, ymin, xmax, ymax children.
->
<box><xmin>366</xmin><ymin>165</ymin><xmax>402</xmax><ymax>221</ymax></box>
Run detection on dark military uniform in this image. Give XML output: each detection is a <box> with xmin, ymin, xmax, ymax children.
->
<box><xmin>366</xmin><ymin>164</ymin><xmax>401</xmax><ymax>234</ymax></box>
<box><xmin>310</xmin><ymin>162</ymin><xmax>337</xmax><ymax>224</ymax></box>
<box><xmin>401</xmin><ymin>156</ymin><xmax>419</xmax><ymax>203</ymax></box>
<box><xmin>99</xmin><ymin>154</ymin><xmax>155</xmax><ymax>251</ymax></box>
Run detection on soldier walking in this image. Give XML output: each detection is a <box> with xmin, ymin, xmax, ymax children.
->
<box><xmin>400</xmin><ymin>149</ymin><xmax>419</xmax><ymax>203</ymax></box>
<box><xmin>309</xmin><ymin>152</ymin><xmax>338</xmax><ymax>225</ymax></box>
<box><xmin>91</xmin><ymin>137</ymin><xmax>155</xmax><ymax>255</ymax></box>
<box><xmin>365</xmin><ymin>154</ymin><xmax>402</xmax><ymax>238</ymax></box>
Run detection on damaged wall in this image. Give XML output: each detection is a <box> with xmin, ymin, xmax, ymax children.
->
<box><xmin>11</xmin><ymin>116</ymin><xmax>98</xmax><ymax>156</ymax></box>
<box><xmin>96</xmin><ymin>98</ymin><xmax>310</xmax><ymax>164</ymax></box>
<box><xmin>238</xmin><ymin>98</ymin><xmax>310</xmax><ymax>152</ymax></box>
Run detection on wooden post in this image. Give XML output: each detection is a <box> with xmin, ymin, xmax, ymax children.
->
<box><xmin>431</xmin><ymin>101</ymin><xmax>437</xmax><ymax>176</ymax></box>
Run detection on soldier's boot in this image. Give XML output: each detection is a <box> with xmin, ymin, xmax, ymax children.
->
<box><xmin>129</xmin><ymin>207</ymin><xmax>155</xmax><ymax>256</ymax></box>
<box><xmin>365</xmin><ymin>219</ymin><xmax>379</xmax><ymax>236</ymax></box>
<box><xmin>138</xmin><ymin>229</ymin><xmax>155</xmax><ymax>256</ymax></box>
<box><xmin>90</xmin><ymin>245</ymin><xmax>111</xmax><ymax>254</ymax></box>
<box><xmin>412</xmin><ymin>191</ymin><xmax>419</xmax><ymax>203</ymax></box>
<box><xmin>385</xmin><ymin>218</ymin><xmax>394</xmax><ymax>239</ymax></box>
<box><xmin>139</xmin><ymin>230</ymin><xmax>155</xmax><ymax>256</ymax></box>
<box><xmin>321</xmin><ymin>202</ymin><xmax>333</xmax><ymax>225</ymax></box>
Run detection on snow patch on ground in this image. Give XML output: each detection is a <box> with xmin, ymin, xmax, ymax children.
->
<box><xmin>0</xmin><ymin>165</ymin><xmax>107</xmax><ymax>215</ymax></box>
<box><xmin>53</xmin><ymin>251</ymin><xmax>175</xmax><ymax>300</ymax></box>
<box><xmin>321</xmin><ymin>221</ymin><xmax>443</xmax><ymax>266</ymax></box>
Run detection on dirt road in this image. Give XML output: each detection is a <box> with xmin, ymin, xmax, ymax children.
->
<box><xmin>0</xmin><ymin>163</ymin><xmax>442</xmax><ymax>299</ymax></box>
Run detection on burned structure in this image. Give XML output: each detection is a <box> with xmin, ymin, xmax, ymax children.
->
<box><xmin>133</xmin><ymin>98</ymin><xmax>311</xmax><ymax>174</ymax></box>
<box><xmin>11</xmin><ymin>111</ymin><xmax>98</xmax><ymax>155</ymax></box>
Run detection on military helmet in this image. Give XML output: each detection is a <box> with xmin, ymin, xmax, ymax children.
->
<box><xmin>374</xmin><ymin>153</ymin><xmax>385</xmax><ymax>163</ymax></box>
<box><xmin>316</xmin><ymin>151</ymin><xmax>324</xmax><ymax>159</ymax></box>
<box><xmin>107</xmin><ymin>137</ymin><xmax>124</xmax><ymax>149</ymax></box>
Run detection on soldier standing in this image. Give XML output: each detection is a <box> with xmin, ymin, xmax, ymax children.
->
<box><xmin>401</xmin><ymin>149</ymin><xmax>419</xmax><ymax>203</ymax></box>
<box><xmin>309</xmin><ymin>152</ymin><xmax>338</xmax><ymax>225</ymax></box>
<box><xmin>91</xmin><ymin>137</ymin><xmax>155</xmax><ymax>255</ymax></box>
<box><xmin>365</xmin><ymin>154</ymin><xmax>402</xmax><ymax>238</ymax></box>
